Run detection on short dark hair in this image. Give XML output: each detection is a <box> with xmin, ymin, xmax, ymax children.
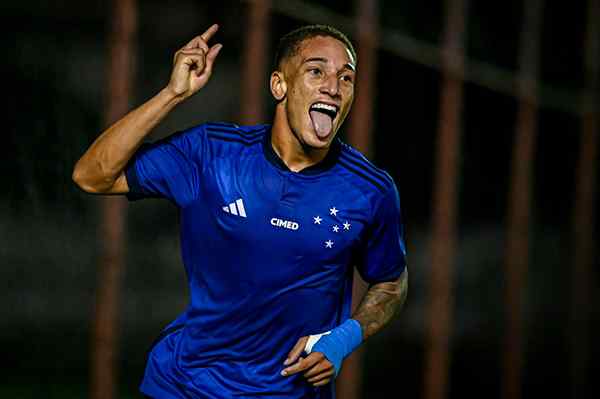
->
<box><xmin>274</xmin><ymin>24</ymin><xmax>357</xmax><ymax>70</ymax></box>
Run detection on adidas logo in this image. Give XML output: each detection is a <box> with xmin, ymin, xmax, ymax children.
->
<box><xmin>222</xmin><ymin>198</ymin><xmax>247</xmax><ymax>218</ymax></box>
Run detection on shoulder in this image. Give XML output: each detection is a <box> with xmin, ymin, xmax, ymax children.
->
<box><xmin>335</xmin><ymin>142</ymin><xmax>402</xmax><ymax>225</ymax></box>
<box><xmin>200</xmin><ymin>122</ymin><xmax>268</xmax><ymax>157</ymax></box>
<box><xmin>202</xmin><ymin>122</ymin><xmax>269</xmax><ymax>144</ymax></box>
<box><xmin>335</xmin><ymin>141</ymin><xmax>396</xmax><ymax>198</ymax></box>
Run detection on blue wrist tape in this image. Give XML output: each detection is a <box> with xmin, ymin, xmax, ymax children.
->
<box><xmin>312</xmin><ymin>318</ymin><xmax>363</xmax><ymax>376</ymax></box>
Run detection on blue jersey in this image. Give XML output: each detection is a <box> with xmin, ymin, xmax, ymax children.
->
<box><xmin>125</xmin><ymin>123</ymin><xmax>407</xmax><ymax>399</ymax></box>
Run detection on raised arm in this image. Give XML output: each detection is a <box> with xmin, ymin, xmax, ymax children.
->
<box><xmin>72</xmin><ymin>24</ymin><xmax>223</xmax><ymax>194</ymax></box>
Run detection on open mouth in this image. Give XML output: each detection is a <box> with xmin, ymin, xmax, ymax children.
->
<box><xmin>309</xmin><ymin>102</ymin><xmax>339</xmax><ymax>139</ymax></box>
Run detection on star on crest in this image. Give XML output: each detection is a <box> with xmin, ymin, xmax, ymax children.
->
<box><xmin>313</xmin><ymin>216</ymin><xmax>322</xmax><ymax>225</ymax></box>
<box><xmin>329</xmin><ymin>207</ymin><xmax>339</xmax><ymax>216</ymax></box>
<box><xmin>325</xmin><ymin>240</ymin><xmax>334</xmax><ymax>248</ymax></box>
<box><xmin>343</xmin><ymin>221</ymin><xmax>351</xmax><ymax>230</ymax></box>
<box><xmin>332</xmin><ymin>225</ymin><xmax>340</xmax><ymax>233</ymax></box>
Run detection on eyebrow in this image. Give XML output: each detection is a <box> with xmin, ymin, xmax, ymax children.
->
<box><xmin>302</xmin><ymin>57</ymin><xmax>356</xmax><ymax>72</ymax></box>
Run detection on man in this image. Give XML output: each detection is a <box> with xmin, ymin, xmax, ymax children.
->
<box><xmin>73</xmin><ymin>23</ymin><xmax>407</xmax><ymax>399</ymax></box>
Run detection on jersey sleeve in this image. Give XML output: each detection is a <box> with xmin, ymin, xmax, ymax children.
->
<box><xmin>356</xmin><ymin>184</ymin><xmax>407</xmax><ymax>284</ymax></box>
<box><xmin>125</xmin><ymin>125</ymin><xmax>206</xmax><ymax>206</ymax></box>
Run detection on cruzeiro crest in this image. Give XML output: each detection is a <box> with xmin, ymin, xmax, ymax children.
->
<box><xmin>313</xmin><ymin>206</ymin><xmax>351</xmax><ymax>249</ymax></box>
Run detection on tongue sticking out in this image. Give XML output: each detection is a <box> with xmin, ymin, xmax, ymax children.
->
<box><xmin>310</xmin><ymin>110</ymin><xmax>333</xmax><ymax>139</ymax></box>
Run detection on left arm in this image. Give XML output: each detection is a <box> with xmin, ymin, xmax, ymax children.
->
<box><xmin>282</xmin><ymin>269</ymin><xmax>408</xmax><ymax>386</ymax></box>
<box><xmin>352</xmin><ymin>268</ymin><xmax>408</xmax><ymax>340</ymax></box>
<box><xmin>283</xmin><ymin>184</ymin><xmax>408</xmax><ymax>386</ymax></box>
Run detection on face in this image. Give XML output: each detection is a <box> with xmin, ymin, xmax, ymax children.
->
<box><xmin>272</xmin><ymin>35</ymin><xmax>356</xmax><ymax>149</ymax></box>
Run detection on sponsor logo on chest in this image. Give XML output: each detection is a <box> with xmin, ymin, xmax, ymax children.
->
<box><xmin>270</xmin><ymin>218</ymin><xmax>300</xmax><ymax>231</ymax></box>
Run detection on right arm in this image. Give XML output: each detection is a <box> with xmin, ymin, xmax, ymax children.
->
<box><xmin>72</xmin><ymin>24</ymin><xmax>223</xmax><ymax>194</ymax></box>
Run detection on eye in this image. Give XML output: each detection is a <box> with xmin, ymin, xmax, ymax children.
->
<box><xmin>309</xmin><ymin>68</ymin><xmax>322</xmax><ymax>76</ymax></box>
<box><xmin>340</xmin><ymin>75</ymin><xmax>354</xmax><ymax>84</ymax></box>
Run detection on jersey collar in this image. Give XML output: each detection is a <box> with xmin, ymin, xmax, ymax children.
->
<box><xmin>262</xmin><ymin>126</ymin><xmax>341</xmax><ymax>175</ymax></box>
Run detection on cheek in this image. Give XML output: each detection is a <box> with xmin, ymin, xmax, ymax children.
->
<box><xmin>343</xmin><ymin>85</ymin><xmax>355</xmax><ymax>98</ymax></box>
<box><xmin>287</xmin><ymin>94</ymin><xmax>308</xmax><ymax>125</ymax></box>
<box><xmin>338</xmin><ymin>103</ymin><xmax>352</xmax><ymax>123</ymax></box>
<box><xmin>290</xmin><ymin>88</ymin><xmax>310</xmax><ymax>115</ymax></box>
<box><xmin>341</xmin><ymin>91</ymin><xmax>354</xmax><ymax>113</ymax></box>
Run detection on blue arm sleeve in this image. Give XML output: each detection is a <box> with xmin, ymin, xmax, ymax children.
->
<box><xmin>311</xmin><ymin>319</ymin><xmax>363</xmax><ymax>377</ymax></box>
<box><xmin>125</xmin><ymin>125</ymin><xmax>206</xmax><ymax>207</ymax></box>
<box><xmin>356</xmin><ymin>183</ymin><xmax>407</xmax><ymax>283</ymax></box>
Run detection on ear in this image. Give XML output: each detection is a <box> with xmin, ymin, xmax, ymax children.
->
<box><xmin>270</xmin><ymin>70</ymin><xmax>287</xmax><ymax>101</ymax></box>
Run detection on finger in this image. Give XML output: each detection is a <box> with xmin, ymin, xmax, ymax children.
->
<box><xmin>313</xmin><ymin>378</ymin><xmax>331</xmax><ymax>387</ymax></box>
<box><xmin>205</xmin><ymin>43</ymin><xmax>222</xmax><ymax>64</ymax></box>
<box><xmin>183</xmin><ymin>37</ymin><xmax>210</xmax><ymax>53</ymax></box>
<box><xmin>182</xmin><ymin>24</ymin><xmax>218</xmax><ymax>50</ymax></box>
<box><xmin>284</xmin><ymin>336</ymin><xmax>309</xmax><ymax>366</ymax></box>
<box><xmin>173</xmin><ymin>47</ymin><xmax>205</xmax><ymax>65</ymax></box>
<box><xmin>282</xmin><ymin>354</ymin><xmax>320</xmax><ymax>376</ymax></box>
<box><xmin>178</xmin><ymin>54</ymin><xmax>203</xmax><ymax>69</ymax></box>
<box><xmin>301</xmin><ymin>353</ymin><xmax>328</xmax><ymax>378</ymax></box>
<box><xmin>303</xmin><ymin>360</ymin><xmax>332</xmax><ymax>379</ymax></box>
<box><xmin>200</xmin><ymin>44</ymin><xmax>222</xmax><ymax>77</ymax></box>
<box><xmin>200</xmin><ymin>23</ymin><xmax>219</xmax><ymax>42</ymax></box>
<box><xmin>307</xmin><ymin>367</ymin><xmax>335</xmax><ymax>382</ymax></box>
<box><xmin>177</xmin><ymin>48</ymin><xmax>207</xmax><ymax>58</ymax></box>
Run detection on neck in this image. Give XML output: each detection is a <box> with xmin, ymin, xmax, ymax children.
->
<box><xmin>271</xmin><ymin>105</ymin><xmax>329</xmax><ymax>172</ymax></box>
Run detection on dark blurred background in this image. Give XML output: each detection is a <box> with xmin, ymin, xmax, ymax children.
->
<box><xmin>2</xmin><ymin>0</ymin><xmax>598</xmax><ymax>398</ymax></box>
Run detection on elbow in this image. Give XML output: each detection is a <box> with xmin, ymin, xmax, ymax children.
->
<box><xmin>72</xmin><ymin>165</ymin><xmax>96</xmax><ymax>193</ymax></box>
<box><xmin>71</xmin><ymin>162</ymin><xmax>86</xmax><ymax>189</ymax></box>
<box><xmin>72</xmin><ymin>162</ymin><xmax>110</xmax><ymax>194</ymax></box>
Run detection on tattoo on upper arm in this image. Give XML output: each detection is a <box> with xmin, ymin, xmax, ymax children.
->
<box><xmin>352</xmin><ymin>269</ymin><xmax>408</xmax><ymax>340</ymax></box>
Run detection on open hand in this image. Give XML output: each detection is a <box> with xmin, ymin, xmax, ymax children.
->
<box><xmin>167</xmin><ymin>24</ymin><xmax>223</xmax><ymax>100</ymax></box>
<box><xmin>281</xmin><ymin>336</ymin><xmax>335</xmax><ymax>387</ymax></box>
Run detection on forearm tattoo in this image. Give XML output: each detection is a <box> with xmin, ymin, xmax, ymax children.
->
<box><xmin>352</xmin><ymin>269</ymin><xmax>408</xmax><ymax>340</ymax></box>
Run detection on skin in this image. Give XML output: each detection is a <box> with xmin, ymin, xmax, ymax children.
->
<box><xmin>72</xmin><ymin>24</ymin><xmax>222</xmax><ymax>193</ymax></box>
<box><xmin>269</xmin><ymin>35</ymin><xmax>356</xmax><ymax>171</ymax></box>
<box><xmin>281</xmin><ymin>270</ymin><xmax>408</xmax><ymax>386</ymax></box>
<box><xmin>72</xmin><ymin>26</ymin><xmax>408</xmax><ymax>389</ymax></box>
<box><xmin>274</xmin><ymin>36</ymin><xmax>408</xmax><ymax>387</ymax></box>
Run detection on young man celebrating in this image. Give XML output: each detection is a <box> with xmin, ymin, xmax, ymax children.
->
<box><xmin>73</xmin><ymin>24</ymin><xmax>408</xmax><ymax>399</ymax></box>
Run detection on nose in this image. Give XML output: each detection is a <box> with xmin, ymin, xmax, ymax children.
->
<box><xmin>320</xmin><ymin>74</ymin><xmax>340</xmax><ymax>97</ymax></box>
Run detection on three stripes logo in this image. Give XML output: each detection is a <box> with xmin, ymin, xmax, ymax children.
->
<box><xmin>222</xmin><ymin>198</ymin><xmax>247</xmax><ymax>218</ymax></box>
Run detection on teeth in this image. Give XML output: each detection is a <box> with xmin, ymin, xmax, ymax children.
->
<box><xmin>311</xmin><ymin>103</ymin><xmax>337</xmax><ymax>113</ymax></box>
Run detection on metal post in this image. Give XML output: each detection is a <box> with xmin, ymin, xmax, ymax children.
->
<box><xmin>570</xmin><ymin>0</ymin><xmax>599</xmax><ymax>397</ymax></box>
<box><xmin>424</xmin><ymin>1</ymin><xmax>467</xmax><ymax>399</ymax></box>
<box><xmin>336</xmin><ymin>1</ymin><xmax>378</xmax><ymax>398</ymax></box>
<box><xmin>90</xmin><ymin>1</ymin><xmax>136</xmax><ymax>398</ymax></box>
<box><xmin>240</xmin><ymin>0</ymin><xmax>270</xmax><ymax>125</ymax></box>
<box><xmin>346</xmin><ymin>0</ymin><xmax>378</xmax><ymax>158</ymax></box>
<box><xmin>502</xmin><ymin>2</ymin><xmax>543</xmax><ymax>399</ymax></box>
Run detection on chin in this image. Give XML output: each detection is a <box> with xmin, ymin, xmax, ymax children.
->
<box><xmin>307</xmin><ymin>140</ymin><xmax>330</xmax><ymax>150</ymax></box>
<box><xmin>303</xmin><ymin>131</ymin><xmax>335</xmax><ymax>149</ymax></box>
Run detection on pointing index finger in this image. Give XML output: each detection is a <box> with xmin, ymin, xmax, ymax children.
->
<box><xmin>200</xmin><ymin>24</ymin><xmax>219</xmax><ymax>42</ymax></box>
<box><xmin>183</xmin><ymin>24</ymin><xmax>219</xmax><ymax>50</ymax></box>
